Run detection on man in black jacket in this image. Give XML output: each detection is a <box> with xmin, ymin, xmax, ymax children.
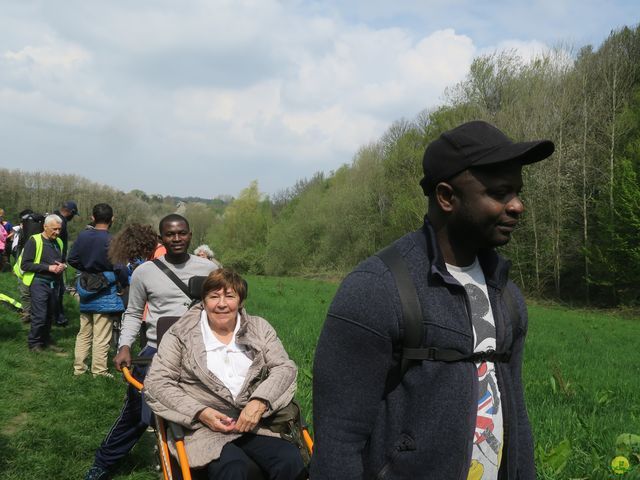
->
<box><xmin>53</xmin><ymin>200</ymin><xmax>79</xmax><ymax>327</ymax></box>
<box><xmin>311</xmin><ymin>121</ymin><xmax>554</xmax><ymax>479</ymax></box>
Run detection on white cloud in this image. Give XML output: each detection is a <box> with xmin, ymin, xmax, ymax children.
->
<box><xmin>4</xmin><ymin>42</ymin><xmax>89</xmax><ymax>69</ymax></box>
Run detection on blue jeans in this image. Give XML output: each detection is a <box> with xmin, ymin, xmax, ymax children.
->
<box><xmin>93</xmin><ymin>345</ymin><xmax>157</xmax><ymax>470</ymax></box>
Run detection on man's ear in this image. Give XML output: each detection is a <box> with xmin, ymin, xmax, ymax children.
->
<box><xmin>434</xmin><ymin>182</ymin><xmax>456</xmax><ymax>213</ymax></box>
<box><xmin>91</xmin><ymin>215</ymin><xmax>96</xmax><ymax>223</ymax></box>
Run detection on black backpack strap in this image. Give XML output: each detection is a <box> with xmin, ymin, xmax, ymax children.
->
<box><xmin>404</xmin><ymin>347</ymin><xmax>511</xmax><ymax>363</ymax></box>
<box><xmin>376</xmin><ymin>245</ymin><xmax>424</xmax><ymax>379</ymax></box>
<box><xmin>152</xmin><ymin>259</ymin><xmax>190</xmax><ymax>298</ymax></box>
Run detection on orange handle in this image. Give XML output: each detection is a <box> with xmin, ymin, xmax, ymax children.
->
<box><xmin>122</xmin><ymin>366</ymin><xmax>144</xmax><ymax>391</ymax></box>
<box><xmin>303</xmin><ymin>428</ymin><xmax>314</xmax><ymax>454</ymax></box>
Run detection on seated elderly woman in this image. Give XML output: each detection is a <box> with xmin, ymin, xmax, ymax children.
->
<box><xmin>143</xmin><ymin>268</ymin><xmax>304</xmax><ymax>479</ymax></box>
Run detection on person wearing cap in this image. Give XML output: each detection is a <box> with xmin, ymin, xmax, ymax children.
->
<box><xmin>53</xmin><ymin>200</ymin><xmax>79</xmax><ymax>327</ymax></box>
<box><xmin>311</xmin><ymin>121</ymin><xmax>554</xmax><ymax>479</ymax></box>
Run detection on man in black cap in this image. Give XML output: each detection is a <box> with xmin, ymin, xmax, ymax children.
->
<box><xmin>311</xmin><ymin>121</ymin><xmax>554</xmax><ymax>479</ymax></box>
<box><xmin>53</xmin><ymin>200</ymin><xmax>79</xmax><ymax>327</ymax></box>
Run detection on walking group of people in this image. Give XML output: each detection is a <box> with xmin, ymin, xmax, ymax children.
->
<box><xmin>4</xmin><ymin>121</ymin><xmax>554</xmax><ymax>480</ymax></box>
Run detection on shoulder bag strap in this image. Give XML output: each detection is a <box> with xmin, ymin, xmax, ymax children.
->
<box><xmin>152</xmin><ymin>259</ymin><xmax>191</xmax><ymax>298</ymax></box>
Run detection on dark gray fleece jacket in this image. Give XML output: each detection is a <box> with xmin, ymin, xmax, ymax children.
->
<box><xmin>311</xmin><ymin>218</ymin><xmax>535</xmax><ymax>480</ymax></box>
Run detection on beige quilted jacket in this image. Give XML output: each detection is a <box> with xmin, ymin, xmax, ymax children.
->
<box><xmin>143</xmin><ymin>304</ymin><xmax>297</xmax><ymax>468</ymax></box>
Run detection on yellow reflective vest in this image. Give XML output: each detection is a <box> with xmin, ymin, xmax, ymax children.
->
<box><xmin>13</xmin><ymin>234</ymin><xmax>64</xmax><ymax>286</ymax></box>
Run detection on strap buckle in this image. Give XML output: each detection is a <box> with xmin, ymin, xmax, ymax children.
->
<box><xmin>475</xmin><ymin>348</ymin><xmax>496</xmax><ymax>363</ymax></box>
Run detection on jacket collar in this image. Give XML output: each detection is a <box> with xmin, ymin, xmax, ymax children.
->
<box><xmin>176</xmin><ymin>305</ymin><xmax>258</xmax><ymax>352</ymax></box>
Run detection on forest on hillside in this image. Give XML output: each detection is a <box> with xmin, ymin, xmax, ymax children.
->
<box><xmin>208</xmin><ymin>25</ymin><xmax>640</xmax><ymax>307</ymax></box>
<box><xmin>1</xmin><ymin>25</ymin><xmax>639</xmax><ymax>307</ymax></box>
<box><xmin>0</xmin><ymin>171</ymin><xmax>230</xmax><ymax>249</ymax></box>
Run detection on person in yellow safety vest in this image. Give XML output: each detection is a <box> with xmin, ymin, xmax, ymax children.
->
<box><xmin>15</xmin><ymin>214</ymin><xmax>67</xmax><ymax>353</ymax></box>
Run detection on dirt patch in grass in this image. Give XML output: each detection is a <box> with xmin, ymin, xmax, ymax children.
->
<box><xmin>2</xmin><ymin>412</ymin><xmax>29</xmax><ymax>436</ymax></box>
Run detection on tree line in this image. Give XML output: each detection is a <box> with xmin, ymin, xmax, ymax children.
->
<box><xmin>207</xmin><ymin>25</ymin><xmax>640</xmax><ymax>307</ymax></box>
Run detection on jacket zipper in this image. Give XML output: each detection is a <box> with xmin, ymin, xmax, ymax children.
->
<box><xmin>459</xmin><ymin>288</ymin><xmax>477</xmax><ymax>480</ymax></box>
<box><xmin>496</xmin><ymin>290</ymin><xmax>510</xmax><ymax>479</ymax></box>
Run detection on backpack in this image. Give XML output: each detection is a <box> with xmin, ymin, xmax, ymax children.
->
<box><xmin>375</xmin><ymin>244</ymin><xmax>518</xmax><ymax>394</ymax></box>
<box><xmin>18</xmin><ymin>213</ymin><xmax>45</xmax><ymax>251</ymax></box>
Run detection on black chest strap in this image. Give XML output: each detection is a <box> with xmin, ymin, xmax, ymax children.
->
<box><xmin>376</xmin><ymin>244</ymin><xmax>516</xmax><ymax>393</ymax></box>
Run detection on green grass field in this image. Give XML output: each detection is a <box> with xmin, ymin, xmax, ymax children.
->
<box><xmin>0</xmin><ymin>271</ymin><xmax>638</xmax><ymax>479</ymax></box>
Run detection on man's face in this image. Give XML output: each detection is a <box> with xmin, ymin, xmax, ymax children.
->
<box><xmin>447</xmin><ymin>163</ymin><xmax>524</xmax><ymax>249</ymax></box>
<box><xmin>43</xmin><ymin>221</ymin><xmax>62</xmax><ymax>240</ymax></box>
<box><xmin>160</xmin><ymin>220</ymin><xmax>192</xmax><ymax>256</ymax></box>
<box><xmin>61</xmin><ymin>208</ymin><xmax>75</xmax><ymax>221</ymax></box>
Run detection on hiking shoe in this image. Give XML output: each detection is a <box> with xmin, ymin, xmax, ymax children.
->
<box><xmin>85</xmin><ymin>465</ymin><xmax>110</xmax><ymax>480</ymax></box>
<box><xmin>29</xmin><ymin>345</ymin><xmax>45</xmax><ymax>353</ymax></box>
<box><xmin>93</xmin><ymin>372</ymin><xmax>114</xmax><ymax>379</ymax></box>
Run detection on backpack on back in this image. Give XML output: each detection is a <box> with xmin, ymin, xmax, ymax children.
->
<box><xmin>18</xmin><ymin>213</ymin><xmax>45</xmax><ymax>251</ymax></box>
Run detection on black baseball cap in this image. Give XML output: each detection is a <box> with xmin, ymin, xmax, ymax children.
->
<box><xmin>62</xmin><ymin>200</ymin><xmax>79</xmax><ymax>217</ymax></box>
<box><xmin>419</xmin><ymin>121</ymin><xmax>554</xmax><ymax>194</ymax></box>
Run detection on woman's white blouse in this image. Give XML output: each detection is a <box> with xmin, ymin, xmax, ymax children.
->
<box><xmin>200</xmin><ymin>310</ymin><xmax>253</xmax><ymax>400</ymax></box>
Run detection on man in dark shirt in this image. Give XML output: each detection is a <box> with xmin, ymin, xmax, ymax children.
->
<box><xmin>53</xmin><ymin>200</ymin><xmax>79</xmax><ymax>327</ymax></box>
<box><xmin>68</xmin><ymin>203</ymin><xmax>127</xmax><ymax>378</ymax></box>
<box><xmin>19</xmin><ymin>214</ymin><xmax>67</xmax><ymax>352</ymax></box>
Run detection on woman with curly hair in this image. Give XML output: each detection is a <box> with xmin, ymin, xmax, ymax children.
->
<box><xmin>108</xmin><ymin>223</ymin><xmax>158</xmax><ymax>267</ymax></box>
<box><xmin>108</xmin><ymin>223</ymin><xmax>159</xmax><ymax>308</ymax></box>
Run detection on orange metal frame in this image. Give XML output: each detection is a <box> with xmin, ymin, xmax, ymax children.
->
<box><xmin>122</xmin><ymin>366</ymin><xmax>192</xmax><ymax>480</ymax></box>
<box><xmin>121</xmin><ymin>366</ymin><xmax>313</xmax><ymax>479</ymax></box>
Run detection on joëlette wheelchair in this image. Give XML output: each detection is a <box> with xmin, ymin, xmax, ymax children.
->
<box><xmin>121</xmin><ymin>284</ymin><xmax>313</xmax><ymax>480</ymax></box>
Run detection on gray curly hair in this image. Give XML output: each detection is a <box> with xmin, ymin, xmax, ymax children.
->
<box><xmin>193</xmin><ymin>244</ymin><xmax>215</xmax><ymax>260</ymax></box>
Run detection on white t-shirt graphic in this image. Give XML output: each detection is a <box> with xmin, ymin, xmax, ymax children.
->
<box><xmin>447</xmin><ymin>259</ymin><xmax>503</xmax><ymax>480</ymax></box>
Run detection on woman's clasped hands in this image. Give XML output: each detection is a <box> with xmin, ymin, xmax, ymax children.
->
<box><xmin>198</xmin><ymin>398</ymin><xmax>268</xmax><ymax>433</ymax></box>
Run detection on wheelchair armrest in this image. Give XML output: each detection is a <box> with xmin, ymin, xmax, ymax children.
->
<box><xmin>168</xmin><ymin>421</ymin><xmax>185</xmax><ymax>441</ymax></box>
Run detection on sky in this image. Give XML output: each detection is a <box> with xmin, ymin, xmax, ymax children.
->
<box><xmin>0</xmin><ymin>1</ymin><xmax>638</xmax><ymax>199</ymax></box>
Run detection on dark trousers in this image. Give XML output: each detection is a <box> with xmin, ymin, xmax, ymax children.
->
<box><xmin>56</xmin><ymin>274</ymin><xmax>67</xmax><ymax>324</ymax></box>
<box><xmin>94</xmin><ymin>345</ymin><xmax>157</xmax><ymax>470</ymax></box>
<box><xmin>27</xmin><ymin>279</ymin><xmax>60</xmax><ymax>348</ymax></box>
<box><xmin>207</xmin><ymin>434</ymin><xmax>305</xmax><ymax>480</ymax></box>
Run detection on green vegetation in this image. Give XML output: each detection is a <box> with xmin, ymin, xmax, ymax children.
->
<box><xmin>525</xmin><ymin>304</ymin><xmax>640</xmax><ymax>478</ymax></box>
<box><xmin>1</xmin><ymin>272</ymin><xmax>638</xmax><ymax>479</ymax></box>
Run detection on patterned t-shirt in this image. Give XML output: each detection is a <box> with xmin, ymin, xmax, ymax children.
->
<box><xmin>447</xmin><ymin>259</ymin><xmax>503</xmax><ymax>480</ymax></box>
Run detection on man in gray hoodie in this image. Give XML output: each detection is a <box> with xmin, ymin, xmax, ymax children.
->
<box><xmin>311</xmin><ymin>121</ymin><xmax>554</xmax><ymax>479</ymax></box>
<box><xmin>85</xmin><ymin>214</ymin><xmax>218</xmax><ymax>480</ymax></box>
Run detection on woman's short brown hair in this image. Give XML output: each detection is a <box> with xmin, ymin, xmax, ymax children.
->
<box><xmin>201</xmin><ymin>268</ymin><xmax>248</xmax><ymax>304</ymax></box>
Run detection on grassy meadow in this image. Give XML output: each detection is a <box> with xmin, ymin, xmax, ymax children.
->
<box><xmin>0</xmin><ymin>271</ymin><xmax>638</xmax><ymax>479</ymax></box>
